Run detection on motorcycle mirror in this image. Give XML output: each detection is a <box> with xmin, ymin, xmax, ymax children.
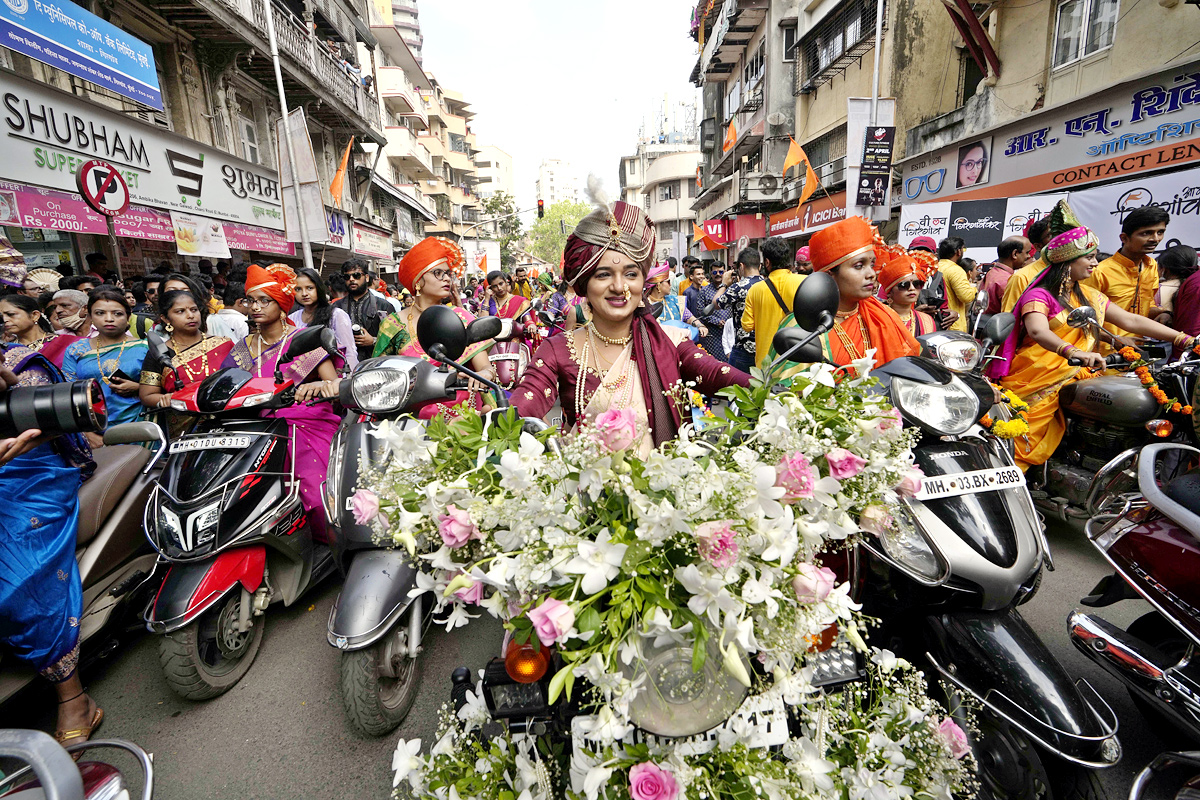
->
<box><xmin>1067</xmin><ymin>306</ymin><xmax>1098</xmax><ymax>329</ymax></box>
<box><xmin>981</xmin><ymin>312</ymin><xmax>1016</xmax><ymax>351</ymax></box>
<box><xmin>280</xmin><ymin>325</ymin><xmax>338</xmax><ymax>364</ymax></box>
<box><xmin>417</xmin><ymin>305</ymin><xmax>468</xmax><ymax>362</ymax></box>
<box><xmin>975</xmin><ymin>289</ymin><xmax>987</xmax><ymax>306</ymax></box>
<box><xmin>647</xmin><ymin>301</ymin><xmax>664</xmax><ymax>319</ymax></box>
<box><xmin>792</xmin><ymin>272</ymin><xmax>839</xmax><ymax>333</ymax></box>
<box><xmin>466</xmin><ymin>315</ymin><xmax>503</xmax><ymax>343</ymax></box>
<box><xmin>146</xmin><ymin>328</ymin><xmax>174</xmax><ymax>362</ymax></box>
<box><xmin>772</xmin><ymin>327</ymin><xmax>827</xmax><ymax>364</ymax></box>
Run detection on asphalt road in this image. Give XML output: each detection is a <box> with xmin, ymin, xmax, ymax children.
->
<box><xmin>1</xmin><ymin>517</ymin><xmax>1191</xmax><ymax>799</ymax></box>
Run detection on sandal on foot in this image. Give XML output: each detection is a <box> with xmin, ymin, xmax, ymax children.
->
<box><xmin>55</xmin><ymin>706</ymin><xmax>103</xmax><ymax>747</ymax></box>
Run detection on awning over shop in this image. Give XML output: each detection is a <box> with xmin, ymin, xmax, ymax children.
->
<box><xmin>362</xmin><ymin>169</ymin><xmax>437</xmax><ymax>222</ymax></box>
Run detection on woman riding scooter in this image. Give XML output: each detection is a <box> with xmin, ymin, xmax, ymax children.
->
<box><xmin>989</xmin><ymin>226</ymin><xmax>1194</xmax><ymax>471</ymax></box>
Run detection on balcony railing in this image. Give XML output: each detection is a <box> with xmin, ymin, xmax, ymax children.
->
<box><xmin>395</xmin><ymin>183</ymin><xmax>436</xmax><ymax>218</ymax></box>
<box><xmin>385</xmin><ymin>126</ymin><xmax>435</xmax><ymax>178</ymax></box>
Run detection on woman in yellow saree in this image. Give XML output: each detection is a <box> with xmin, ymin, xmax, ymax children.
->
<box><xmin>989</xmin><ymin>226</ymin><xmax>1193</xmax><ymax>470</ymax></box>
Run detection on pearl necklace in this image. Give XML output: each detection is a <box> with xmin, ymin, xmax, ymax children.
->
<box><xmin>586</xmin><ymin>322</ymin><xmax>632</xmax><ymax>347</ymax></box>
<box><xmin>572</xmin><ymin>326</ymin><xmax>634</xmax><ymax>420</ymax></box>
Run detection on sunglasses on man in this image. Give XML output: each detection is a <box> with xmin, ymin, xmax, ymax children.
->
<box><xmin>345</xmin><ymin>271</ymin><xmax>366</xmax><ymax>279</ymax></box>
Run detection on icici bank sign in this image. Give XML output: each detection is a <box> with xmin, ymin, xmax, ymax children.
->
<box><xmin>768</xmin><ymin>192</ymin><xmax>848</xmax><ymax>238</ymax></box>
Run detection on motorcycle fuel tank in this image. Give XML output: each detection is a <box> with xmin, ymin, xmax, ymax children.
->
<box><xmin>1059</xmin><ymin>375</ymin><xmax>1159</xmax><ymax>424</ymax></box>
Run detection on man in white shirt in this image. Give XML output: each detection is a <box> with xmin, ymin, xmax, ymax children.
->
<box><xmin>210</xmin><ymin>281</ymin><xmax>250</xmax><ymax>341</ymax></box>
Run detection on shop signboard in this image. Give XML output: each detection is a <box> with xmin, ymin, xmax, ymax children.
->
<box><xmin>855</xmin><ymin>125</ymin><xmax>896</xmax><ymax>207</ymax></box>
<box><xmin>898</xmin><ymin>64</ymin><xmax>1200</xmax><ymax>203</ymax></box>
<box><xmin>170</xmin><ymin>210</ymin><xmax>231</xmax><ymax>259</ymax></box>
<box><xmin>111</xmin><ymin>206</ymin><xmax>172</xmax><ymax>241</ymax></box>
<box><xmin>2</xmin><ymin>72</ymin><xmax>284</xmax><ymax>230</ymax></box>
<box><xmin>224</xmin><ymin>222</ymin><xmax>295</xmax><ymax>256</ymax></box>
<box><xmin>0</xmin><ymin>180</ymin><xmax>107</xmax><ymax>234</ymax></box>
<box><xmin>0</xmin><ymin>0</ymin><xmax>161</xmax><ymax>109</ymax></box>
<box><xmin>767</xmin><ymin>191</ymin><xmax>849</xmax><ymax>239</ymax></box>
<box><xmin>1069</xmin><ymin>165</ymin><xmax>1200</xmax><ymax>253</ymax></box>
<box><xmin>351</xmin><ymin>220</ymin><xmax>391</xmax><ymax>260</ymax></box>
<box><xmin>326</xmin><ymin>208</ymin><xmax>350</xmax><ymax>249</ymax></box>
<box><xmin>898</xmin><ymin>193</ymin><xmax>1067</xmax><ymax>263</ymax></box>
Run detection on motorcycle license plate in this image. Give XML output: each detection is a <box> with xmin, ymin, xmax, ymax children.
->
<box><xmin>169</xmin><ymin>435</ymin><xmax>252</xmax><ymax>453</ymax></box>
<box><xmin>570</xmin><ymin>693</ymin><xmax>788</xmax><ymax>757</ymax></box>
<box><xmin>915</xmin><ymin>465</ymin><xmax>1025</xmax><ymax>500</ymax></box>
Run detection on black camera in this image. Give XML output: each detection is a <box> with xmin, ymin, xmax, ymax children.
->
<box><xmin>0</xmin><ymin>379</ymin><xmax>108</xmax><ymax>438</ymax></box>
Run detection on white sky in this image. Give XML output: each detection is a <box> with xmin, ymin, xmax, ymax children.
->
<box><xmin>419</xmin><ymin>0</ymin><xmax>700</xmax><ymax>212</ymax></box>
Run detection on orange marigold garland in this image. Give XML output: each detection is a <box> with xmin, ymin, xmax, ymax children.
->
<box><xmin>1118</xmin><ymin>346</ymin><xmax>1192</xmax><ymax>413</ymax></box>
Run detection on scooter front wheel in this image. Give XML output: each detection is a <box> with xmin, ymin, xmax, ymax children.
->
<box><xmin>157</xmin><ymin>591</ymin><xmax>265</xmax><ymax>700</ymax></box>
<box><xmin>339</xmin><ymin>622</ymin><xmax>422</xmax><ymax>736</ymax></box>
<box><xmin>969</xmin><ymin>711</ymin><xmax>1109</xmax><ymax>800</ymax></box>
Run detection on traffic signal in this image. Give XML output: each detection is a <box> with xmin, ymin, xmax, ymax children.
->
<box><xmin>537</xmin><ymin>199</ymin><xmax>544</xmax><ymax>219</ymax></box>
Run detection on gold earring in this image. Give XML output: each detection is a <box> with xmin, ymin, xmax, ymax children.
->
<box><xmin>165</xmin><ymin>323</ymin><xmax>174</xmax><ymax>333</ymax></box>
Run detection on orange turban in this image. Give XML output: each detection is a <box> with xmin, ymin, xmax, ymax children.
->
<box><xmin>908</xmin><ymin>248</ymin><xmax>938</xmax><ymax>282</ymax></box>
<box><xmin>398</xmin><ymin>237</ymin><xmax>465</xmax><ymax>294</ymax></box>
<box><xmin>810</xmin><ymin>216</ymin><xmax>876</xmax><ymax>272</ymax></box>
<box><xmin>246</xmin><ymin>263</ymin><xmax>296</xmax><ymax>312</ymax></box>
<box><xmin>875</xmin><ymin>244</ymin><xmax>921</xmax><ymax>294</ymax></box>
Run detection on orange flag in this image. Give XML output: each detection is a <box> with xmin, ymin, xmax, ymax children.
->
<box><xmin>330</xmin><ymin>136</ymin><xmax>354</xmax><ymax>209</ymax></box>
<box><xmin>692</xmin><ymin>222</ymin><xmax>727</xmax><ymax>251</ymax></box>
<box><xmin>478</xmin><ymin>253</ymin><xmax>488</xmax><ymax>273</ymax></box>
<box><xmin>783</xmin><ymin>138</ymin><xmax>821</xmax><ymax>206</ymax></box>
<box><xmin>696</xmin><ymin>166</ymin><xmax>702</xmax><ymax>189</ymax></box>
<box><xmin>722</xmin><ymin>119</ymin><xmax>737</xmax><ymax>154</ymax></box>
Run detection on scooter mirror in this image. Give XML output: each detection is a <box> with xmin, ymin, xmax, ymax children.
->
<box><xmin>792</xmin><ymin>271</ymin><xmax>839</xmax><ymax>333</ymax></box>
<box><xmin>1067</xmin><ymin>306</ymin><xmax>1099</xmax><ymax>329</ymax></box>
<box><xmin>772</xmin><ymin>327</ymin><xmax>826</xmax><ymax>364</ymax></box>
<box><xmin>466</xmin><ymin>316</ymin><xmax>503</xmax><ymax>343</ymax></box>
<box><xmin>981</xmin><ymin>312</ymin><xmax>1016</xmax><ymax>351</ymax></box>
<box><xmin>146</xmin><ymin>328</ymin><xmax>174</xmax><ymax>362</ymax></box>
<box><xmin>975</xmin><ymin>289</ymin><xmax>988</xmax><ymax>306</ymax></box>
<box><xmin>417</xmin><ymin>305</ymin><xmax>468</xmax><ymax>363</ymax></box>
<box><xmin>280</xmin><ymin>325</ymin><xmax>339</xmax><ymax>364</ymax></box>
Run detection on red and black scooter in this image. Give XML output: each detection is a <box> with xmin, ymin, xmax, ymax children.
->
<box><xmin>1069</xmin><ymin>441</ymin><xmax>1200</xmax><ymax>742</ymax></box>
<box><xmin>142</xmin><ymin>326</ymin><xmax>341</xmax><ymax>699</ymax></box>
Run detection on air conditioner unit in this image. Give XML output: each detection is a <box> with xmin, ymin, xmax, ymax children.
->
<box><xmin>816</xmin><ymin>161</ymin><xmax>842</xmax><ymax>185</ymax></box>
<box><xmin>743</xmin><ymin>172</ymin><xmax>782</xmax><ymax>202</ymax></box>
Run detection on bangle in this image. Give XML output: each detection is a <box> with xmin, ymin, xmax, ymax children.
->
<box><xmin>1056</xmin><ymin>343</ymin><xmax>1072</xmax><ymax>357</ymax></box>
<box><xmin>1174</xmin><ymin>332</ymin><xmax>1190</xmax><ymax>347</ymax></box>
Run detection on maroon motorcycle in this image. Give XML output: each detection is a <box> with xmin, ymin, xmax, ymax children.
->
<box><xmin>1068</xmin><ymin>441</ymin><xmax>1200</xmax><ymax>741</ymax></box>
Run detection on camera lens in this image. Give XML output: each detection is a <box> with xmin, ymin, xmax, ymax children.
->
<box><xmin>0</xmin><ymin>379</ymin><xmax>108</xmax><ymax>438</ymax></box>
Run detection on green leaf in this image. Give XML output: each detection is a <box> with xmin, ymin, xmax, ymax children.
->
<box><xmin>547</xmin><ymin>664</ymin><xmax>571</xmax><ymax>705</ymax></box>
<box><xmin>576</xmin><ymin>606</ymin><xmax>602</xmax><ymax>636</ymax></box>
<box><xmin>692</xmin><ymin>632</ymin><xmax>707</xmax><ymax>673</ymax></box>
<box><xmin>563</xmin><ymin>666</ymin><xmax>576</xmax><ymax>700</ymax></box>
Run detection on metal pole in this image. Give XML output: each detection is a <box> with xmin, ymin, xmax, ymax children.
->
<box><xmin>263</xmin><ymin>0</ymin><xmax>315</xmax><ymax>273</ymax></box>
<box><xmin>869</xmin><ymin>0</ymin><xmax>886</xmax><ymax>126</ymax></box>
<box><xmin>106</xmin><ymin>217</ymin><xmax>122</xmax><ymax>282</ymax></box>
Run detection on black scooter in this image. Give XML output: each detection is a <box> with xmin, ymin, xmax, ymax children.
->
<box><xmin>774</xmin><ymin>274</ymin><xmax>1120</xmax><ymax>799</ymax></box>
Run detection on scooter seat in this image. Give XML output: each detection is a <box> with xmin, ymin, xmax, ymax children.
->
<box><xmin>1164</xmin><ymin>472</ymin><xmax>1200</xmax><ymax>518</ymax></box>
<box><xmin>77</xmin><ymin>444</ymin><xmax>149</xmax><ymax>546</ymax></box>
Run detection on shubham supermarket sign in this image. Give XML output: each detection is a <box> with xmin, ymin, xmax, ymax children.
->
<box><xmin>0</xmin><ymin>0</ymin><xmax>161</xmax><ymax>109</ymax></box>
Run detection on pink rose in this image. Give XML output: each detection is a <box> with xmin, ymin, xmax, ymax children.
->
<box><xmin>437</xmin><ymin>504</ymin><xmax>480</xmax><ymax>549</ymax></box>
<box><xmin>453</xmin><ymin>575</ymin><xmax>484</xmax><ymax>605</ymax></box>
<box><xmin>526</xmin><ymin>597</ymin><xmax>576</xmax><ymax>647</ymax></box>
<box><xmin>896</xmin><ymin>467</ymin><xmax>924</xmax><ymax>498</ymax></box>
<box><xmin>629</xmin><ymin>761</ymin><xmax>678</xmax><ymax>800</ymax></box>
<box><xmin>792</xmin><ymin>562</ymin><xmax>836</xmax><ymax>604</ymax></box>
<box><xmin>937</xmin><ymin>718</ymin><xmax>971</xmax><ymax>759</ymax></box>
<box><xmin>593</xmin><ymin>408</ymin><xmax>638</xmax><ymax>452</ymax></box>
<box><xmin>775</xmin><ymin>452</ymin><xmax>816</xmax><ymax>501</ymax></box>
<box><xmin>826</xmin><ymin>448</ymin><xmax>867</xmax><ymax>479</ymax></box>
<box><xmin>858</xmin><ymin>505</ymin><xmax>892</xmax><ymax>536</ymax></box>
<box><xmin>694</xmin><ymin>520</ymin><xmax>739</xmax><ymax>569</ymax></box>
<box><xmin>350</xmin><ymin>489</ymin><xmax>382</xmax><ymax>525</ymax></box>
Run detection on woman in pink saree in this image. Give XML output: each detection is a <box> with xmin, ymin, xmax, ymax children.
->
<box><xmin>222</xmin><ymin>264</ymin><xmax>342</xmax><ymax>543</ymax></box>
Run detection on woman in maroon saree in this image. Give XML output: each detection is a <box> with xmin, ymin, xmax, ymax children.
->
<box><xmin>512</xmin><ymin>199</ymin><xmax>749</xmax><ymax>452</ymax></box>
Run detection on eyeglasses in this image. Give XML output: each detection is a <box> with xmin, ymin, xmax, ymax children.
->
<box><xmin>427</xmin><ymin>268</ymin><xmax>451</xmax><ymax>280</ymax></box>
<box><xmin>895</xmin><ymin>280</ymin><xmax>926</xmax><ymax>291</ymax></box>
<box><xmin>960</xmin><ymin>158</ymin><xmax>987</xmax><ymax>171</ymax></box>
<box><xmin>345</xmin><ymin>271</ymin><xmax>365</xmax><ymax>279</ymax></box>
<box><xmin>245</xmin><ymin>296</ymin><xmax>277</xmax><ymax>309</ymax></box>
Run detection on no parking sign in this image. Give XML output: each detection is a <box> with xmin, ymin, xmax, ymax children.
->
<box><xmin>76</xmin><ymin>160</ymin><xmax>130</xmax><ymax>217</ymax></box>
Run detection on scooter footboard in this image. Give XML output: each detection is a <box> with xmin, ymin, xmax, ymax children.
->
<box><xmin>145</xmin><ymin>547</ymin><xmax>266</xmax><ymax>634</ymax></box>
<box><xmin>327</xmin><ymin>549</ymin><xmax>418</xmax><ymax>651</ymax></box>
<box><xmin>924</xmin><ymin>607</ymin><xmax>1121</xmax><ymax>768</ymax></box>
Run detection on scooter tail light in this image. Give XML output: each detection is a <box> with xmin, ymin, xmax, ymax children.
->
<box><xmin>504</xmin><ymin>641</ymin><xmax>550</xmax><ymax>683</ymax></box>
<box><xmin>1146</xmin><ymin>419</ymin><xmax>1173</xmax><ymax>438</ymax></box>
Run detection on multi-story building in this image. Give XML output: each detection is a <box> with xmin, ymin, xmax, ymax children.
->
<box><xmin>689</xmin><ymin>0</ymin><xmax>790</xmax><ymax>263</ymax></box>
<box><xmin>535</xmin><ymin>159</ymin><xmax>581</xmax><ymax>206</ymax></box>
<box><xmin>620</xmin><ymin>134</ymin><xmax>703</xmax><ymax>260</ymax></box>
<box><xmin>391</xmin><ymin>0</ymin><xmax>423</xmax><ymax>65</ymax></box>
<box><xmin>418</xmin><ymin>74</ymin><xmax>483</xmax><ymax>240</ymax></box>
<box><xmin>475</xmin><ymin>145</ymin><xmax>515</xmax><ymax>201</ymax></box>
<box><xmin>1</xmin><ymin>0</ymin><xmax>384</xmax><ymax>275</ymax></box>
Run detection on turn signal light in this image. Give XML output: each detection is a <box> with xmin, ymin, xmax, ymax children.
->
<box><xmin>805</xmin><ymin>624</ymin><xmax>839</xmax><ymax>653</ymax></box>
<box><xmin>505</xmin><ymin>642</ymin><xmax>550</xmax><ymax>683</ymax></box>
<box><xmin>1146</xmin><ymin>419</ymin><xmax>1174</xmax><ymax>438</ymax></box>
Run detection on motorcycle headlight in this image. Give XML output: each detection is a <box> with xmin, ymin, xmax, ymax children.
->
<box><xmin>157</xmin><ymin>505</ymin><xmax>183</xmax><ymax>548</ymax></box>
<box><xmin>935</xmin><ymin>339</ymin><xmax>980</xmax><ymax>372</ymax></box>
<box><xmin>624</xmin><ymin>630</ymin><xmax>747</xmax><ymax>737</ymax></box>
<box><xmin>348</xmin><ymin>368</ymin><xmax>412</xmax><ymax>413</ymax></box>
<box><xmin>877</xmin><ymin>501</ymin><xmax>944</xmax><ymax>582</ymax></box>
<box><xmin>892</xmin><ymin>375</ymin><xmax>980</xmax><ymax>436</ymax></box>
<box><xmin>194</xmin><ymin>500</ymin><xmax>222</xmax><ymax>545</ymax></box>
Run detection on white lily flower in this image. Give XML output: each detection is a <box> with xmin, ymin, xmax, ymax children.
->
<box><xmin>800</xmin><ymin>363</ymin><xmax>838</xmax><ymax>397</ymax></box>
<box><xmin>582</xmin><ymin>764</ymin><xmax>614</xmax><ymax>800</ymax></box>
<box><xmin>577</xmin><ymin>456</ymin><xmax>612</xmax><ymax>500</ymax></box>
<box><xmin>810</xmin><ymin>475</ymin><xmax>843</xmax><ymax>508</ymax></box>
<box><xmin>644</xmin><ymin>606</ymin><xmax>694</xmax><ymax>648</ymax></box>
<box><xmin>785</xmin><ymin>736</ymin><xmax>835</xmax><ymax>791</ymax></box>
<box><xmin>574</xmin><ymin>704</ymin><xmax>632</xmax><ymax>745</ymax></box>
<box><xmin>456</xmin><ymin>685</ymin><xmax>489</xmax><ymax>733</ymax></box>
<box><xmin>675</xmin><ymin>564</ymin><xmax>741</xmax><ymax>627</ymax></box>
<box><xmin>391</xmin><ymin>737</ymin><xmax>423</xmax><ymax>788</ymax></box>
<box><xmin>441</xmin><ymin>602</ymin><xmax>478</xmax><ymax>631</ymax></box>
<box><xmin>743</xmin><ymin>465</ymin><xmax>785</xmax><ymax>519</ymax></box>
<box><xmin>563</xmin><ymin>528</ymin><xmax>628</xmax><ymax>594</ymax></box>
<box><xmin>723</xmin><ymin>611</ymin><xmax>758</xmax><ymax>651</ymax></box>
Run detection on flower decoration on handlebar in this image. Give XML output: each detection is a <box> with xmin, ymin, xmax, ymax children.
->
<box><xmin>366</xmin><ymin>368</ymin><xmax>973</xmax><ymax>799</ymax></box>
<box><xmin>1119</xmin><ymin>346</ymin><xmax>1192</xmax><ymax>412</ymax></box>
<box><xmin>978</xmin><ymin>387</ymin><xmax>1030</xmax><ymax>440</ymax></box>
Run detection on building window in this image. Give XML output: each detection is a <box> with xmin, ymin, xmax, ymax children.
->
<box><xmin>661</xmin><ymin>182</ymin><xmax>679</xmax><ymax>201</ymax></box>
<box><xmin>1052</xmin><ymin>0</ymin><xmax>1117</xmax><ymax>68</ymax></box>
<box><xmin>800</xmin><ymin>0</ymin><xmax>880</xmax><ymax>89</ymax></box>
<box><xmin>239</xmin><ymin>115</ymin><xmax>260</xmax><ymax>164</ymax></box>
<box><xmin>783</xmin><ymin>25</ymin><xmax>798</xmax><ymax>61</ymax></box>
<box><xmin>725</xmin><ymin>80</ymin><xmax>741</xmax><ymax>120</ymax></box>
<box><xmin>688</xmin><ymin>177</ymin><xmax>698</xmax><ymax>198</ymax></box>
<box><xmin>804</xmin><ymin>126</ymin><xmax>847</xmax><ymax>170</ymax></box>
<box><xmin>743</xmin><ymin>43</ymin><xmax>765</xmax><ymax>89</ymax></box>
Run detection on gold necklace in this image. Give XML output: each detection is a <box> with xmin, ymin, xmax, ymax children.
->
<box><xmin>587</xmin><ymin>322</ymin><xmax>632</xmax><ymax>346</ymax></box>
<box><xmin>252</xmin><ymin>329</ymin><xmax>285</xmax><ymax>375</ymax></box>
<box><xmin>91</xmin><ymin>339</ymin><xmax>130</xmax><ymax>385</ymax></box>
<box><xmin>169</xmin><ymin>335</ymin><xmax>210</xmax><ymax>384</ymax></box>
<box><xmin>832</xmin><ymin>315</ymin><xmax>870</xmax><ymax>361</ymax></box>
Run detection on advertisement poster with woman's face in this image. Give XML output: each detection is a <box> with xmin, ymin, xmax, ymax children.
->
<box><xmin>956</xmin><ymin>138</ymin><xmax>992</xmax><ymax>189</ymax></box>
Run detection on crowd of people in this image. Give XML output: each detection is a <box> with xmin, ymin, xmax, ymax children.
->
<box><xmin>1</xmin><ymin>193</ymin><xmax>1197</xmax><ymax>752</ymax></box>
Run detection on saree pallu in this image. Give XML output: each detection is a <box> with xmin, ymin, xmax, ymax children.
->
<box><xmin>224</xmin><ymin>333</ymin><xmax>343</xmax><ymax>544</ymax></box>
<box><xmin>61</xmin><ymin>338</ymin><xmax>150</xmax><ymax>426</ymax></box>
<box><xmin>995</xmin><ymin>285</ymin><xmax>1108</xmax><ymax>470</ymax></box>
<box><xmin>29</xmin><ymin>333</ymin><xmax>81</xmax><ymax>368</ymax></box>
<box><xmin>372</xmin><ymin>306</ymin><xmax>494</xmax><ymax>419</ymax></box>
<box><xmin>140</xmin><ymin>335</ymin><xmax>233</xmax><ymax>439</ymax></box>
<box><xmin>0</xmin><ymin>347</ymin><xmax>85</xmax><ymax>682</ymax></box>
